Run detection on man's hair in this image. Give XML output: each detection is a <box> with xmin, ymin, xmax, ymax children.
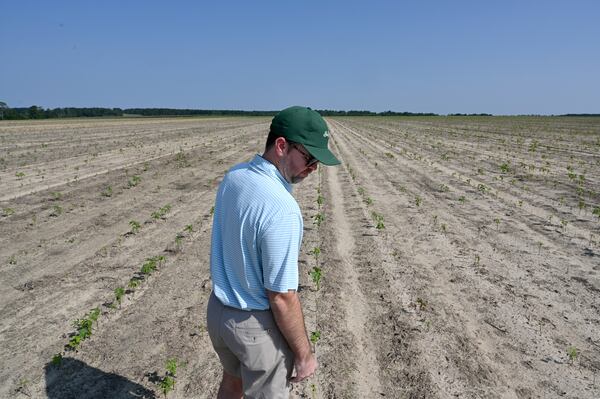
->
<box><xmin>265</xmin><ymin>130</ymin><xmax>283</xmax><ymax>152</ymax></box>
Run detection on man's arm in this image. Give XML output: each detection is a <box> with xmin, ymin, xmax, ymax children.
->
<box><xmin>267</xmin><ymin>289</ymin><xmax>317</xmax><ymax>382</ymax></box>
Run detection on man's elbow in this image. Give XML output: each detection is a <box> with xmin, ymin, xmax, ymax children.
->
<box><xmin>267</xmin><ymin>289</ymin><xmax>297</xmax><ymax>310</ymax></box>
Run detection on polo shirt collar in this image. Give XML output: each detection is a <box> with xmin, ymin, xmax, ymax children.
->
<box><xmin>251</xmin><ymin>155</ymin><xmax>293</xmax><ymax>193</ymax></box>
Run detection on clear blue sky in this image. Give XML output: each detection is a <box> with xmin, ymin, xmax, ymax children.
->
<box><xmin>2</xmin><ymin>0</ymin><xmax>599</xmax><ymax>114</ymax></box>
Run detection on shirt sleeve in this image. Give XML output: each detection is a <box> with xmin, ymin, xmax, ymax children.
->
<box><xmin>259</xmin><ymin>211</ymin><xmax>302</xmax><ymax>292</ymax></box>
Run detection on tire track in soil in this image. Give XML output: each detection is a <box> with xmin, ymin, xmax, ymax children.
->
<box><xmin>316</xmin><ymin>141</ymin><xmax>433</xmax><ymax>398</ymax></box>
<box><xmin>323</xmin><ymin>164</ymin><xmax>383</xmax><ymax>398</ymax></box>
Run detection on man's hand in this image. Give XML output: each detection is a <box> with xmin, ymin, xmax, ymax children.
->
<box><xmin>290</xmin><ymin>351</ymin><xmax>318</xmax><ymax>383</ymax></box>
<box><xmin>267</xmin><ymin>289</ymin><xmax>318</xmax><ymax>383</ymax></box>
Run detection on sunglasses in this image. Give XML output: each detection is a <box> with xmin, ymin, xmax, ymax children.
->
<box><xmin>289</xmin><ymin>142</ymin><xmax>318</xmax><ymax>167</ymax></box>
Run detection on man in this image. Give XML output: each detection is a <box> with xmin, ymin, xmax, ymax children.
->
<box><xmin>207</xmin><ymin>106</ymin><xmax>340</xmax><ymax>398</ymax></box>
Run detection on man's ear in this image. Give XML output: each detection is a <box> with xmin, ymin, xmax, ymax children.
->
<box><xmin>274</xmin><ymin>137</ymin><xmax>288</xmax><ymax>157</ymax></box>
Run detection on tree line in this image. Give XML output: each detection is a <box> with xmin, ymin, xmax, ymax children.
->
<box><xmin>0</xmin><ymin>103</ymin><xmax>441</xmax><ymax>119</ymax></box>
<box><xmin>1</xmin><ymin>102</ymin><xmax>596</xmax><ymax>120</ymax></box>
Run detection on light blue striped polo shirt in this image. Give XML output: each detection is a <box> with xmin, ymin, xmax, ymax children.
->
<box><xmin>210</xmin><ymin>154</ymin><xmax>303</xmax><ymax>310</ymax></box>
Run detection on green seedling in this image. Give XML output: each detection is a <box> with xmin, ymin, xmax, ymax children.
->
<box><xmin>415</xmin><ymin>196</ymin><xmax>422</xmax><ymax>207</ymax></box>
<box><xmin>310</xmin><ymin>330</ymin><xmax>321</xmax><ymax>344</ymax></box>
<box><xmin>316</xmin><ymin>194</ymin><xmax>324</xmax><ymax>207</ymax></box>
<box><xmin>158</xmin><ymin>358</ymin><xmax>178</xmax><ymax>397</ymax></box>
<box><xmin>477</xmin><ymin>184</ymin><xmax>488</xmax><ymax>193</ymax></box>
<box><xmin>474</xmin><ymin>254</ymin><xmax>480</xmax><ymax>266</ymax></box>
<box><xmin>50</xmin><ymin>205</ymin><xmax>63</xmax><ymax>217</ymax></box>
<box><xmin>175</xmin><ymin>234</ymin><xmax>183</xmax><ymax>251</ymax></box>
<box><xmin>101</xmin><ymin>186</ymin><xmax>113</xmax><ymax>197</ymax></box>
<box><xmin>309</xmin><ymin>266</ymin><xmax>322</xmax><ymax>291</ymax></box>
<box><xmin>184</xmin><ymin>224</ymin><xmax>193</xmax><ymax>233</ymax></box>
<box><xmin>313</xmin><ymin>213</ymin><xmax>324</xmax><ymax>227</ymax></box>
<box><xmin>458</xmin><ymin>196</ymin><xmax>466</xmax><ymax>204</ymax></box>
<box><xmin>500</xmin><ymin>163</ymin><xmax>510</xmax><ymax>173</ymax></box>
<box><xmin>2</xmin><ymin>207</ymin><xmax>15</xmax><ymax>217</ymax></box>
<box><xmin>166</xmin><ymin>358</ymin><xmax>177</xmax><ymax>376</ymax></box>
<box><xmin>51</xmin><ymin>353</ymin><xmax>63</xmax><ymax>366</ymax></box>
<box><xmin>88</xmin><ymin>307</ymin><xmax>100</xmax><ymax>322</ymax></box>
<box><xmin>311</xmin><ymin>246</ymin><xmax>321</xmax><ymax>261</ymax></box>
<box><xmin>128</xmin><ymin>175</ymin><xmax>141</xmax><ymax>187</ymax></box>
<box><xmin>114</xmin><ymin>287</ymin><xmax>125</xmax><ymax>307</ymax></box>
<box><xmin>51</xmin><ymin>191</ymin><xmax>62</xmax><ymax>201</ymax></box>
<box><xmin>567</xmin><ymin>346</ymin><xmax>578</xmax><ymax>363</ymax></box>
<box><xmin>129</xmin><ymin>220</ymin><xmax>141</xmax><ymax>234</ymax></box>
<box><xmin>439</xmin><ymin>184</ymin><xmax>449</xmax><ymax>192</ymax></box>
<box><xmin>441</xmin><ymin>223</ymin><xmax>447</xmax><ymax>233</ymax></box>
<box><xmin>384</xmin><ymin>152</ymin><xmax>395</xmax><ymax>158</ymax></box>
<box><xmin>141</xmin><ymin>258</ymin><xmax>157</xmax><ymax>275</ymax></box>
<box><xmin>15</xmin><ymin>171</ymin><xmax>25</xmax><ymax>179</ymax></box>
<box><xmin>593</xmin><ymin>206</ymin><xmax>600</xmax><ymax>219</ymax></box>
<box><xmin>209</xmin><ymin>206</ymin><xmax>215</xmax><ymax>216</ymax></box>
<box><xmin>494</xmin><ymin>218</ymin><xmax>500</xmax><ymax>230</ymax></box>
<box><xmin>364</xmin><ymin>197</ymin><xmax>373</xmax><ymax>206</ymax></box>
<box><xmin>128</xmin><ymin>278</ymin><xmax>141</xmax><ymax>289</ymax></box>
<box><xmin>357</xmin><ymin>187</ymin><xmax>365</xmax><ymax>196</ymax></box>
<box><xmin>416</xmin><ymin>297</ymin><xmax>427</xmax><ymax>311</ymax></box>
<box><xmin>371</xmin><ymin>211</ymin><xmax>385</xmax><ymax>229</ymax></box>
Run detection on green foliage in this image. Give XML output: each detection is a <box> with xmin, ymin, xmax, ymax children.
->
<box><xmin>458</xmin><ymin>196</ymin><xmax>466</xmax><ymax>204</ymax></box>
<box><xmin>128</xmin><ymin>175</ymin><xmax>141</xmax><ymax>187</ymax></box>
<box><xmin>52</xmin><ymin>353</ymin><xmax>63</xmax><ymax>366</ymax></box>
<box><xmin>209</xmin><ymin>206</ymin><xmax>215</xmax><ymax>216</ymax></box>
<box><xmin>416</xmin><ymin>297</ymin><xmax>427</xmax><ymax>311</ymax></box>
<box><xmin>184</xmin><ymin>224</ymin><xmax>193</xmax><ymax>233</ymax></box>
<box><xmin>593</xmin><ymin>206</ymin><xmax>600</xmax><ymax>219</ymax></box>
<box><xmin>415</xmin><ymin>196</ymin><xmax>422</xmax><ymax>207</ymax></box>
<box><xmin>159</xmin><ymin>376</ymin><xmax>175</xmax><ymax>397</ymax></box>
<box><xmin>50</xmin><ymin>205</ymin><xmax>63</xmax><ymax>217</ymax></box>
<box><xmin>165</xmin><ymin>358</ymin><xmax>178</xmax><ymax>376</ymax></box>
<box><xmin>311</xmin><ymin>246</ymin><xmax>321</xmax><ymax>260</ymax></box>
<box><xmin>175</xmin><ymin>150</ymin><xmax>190</xmax><ymax>168</ymax></box>
<box><xmin>309</xmin><ymin>267</ymin><xmax>322</xmax><ymax>291</ymax></box>
<box><xmin>313</xmin><ymin>212</ymin><xmax>324</xmax><ymax>227</ymax></box>
<box><xmin>2</xmin><ymin>207</ymin><xmax>15</xmax><ymax>217</ymax></box>
<box><xmin>158</xmin><ymin>358</ymin><xmax>178</xmax><ymax>397</ymax></box>
<box><xmin>310</xmin><ymin>331</ymin><xmax>321</xmax><ymax>344</ymax></box>
<box><xmin>371</xmin><ymin>211</ymin><xmax>385</xmax><ymax>229</ymax></box>
<box><xmin>152</xmin><ymin>204</ymin><xmax>172</xmax><ymax>220</ymax></box>
<box><xmin>129</xmin><ymin>220</ymin><xmax>141</xmax><ymax>234</ymax></box>
<box><xmin>51</xmin><ymin>191</ymin><xmax>63</xmax><ymax>201</ymax></box>
<box><xmin>15</xmin><ymin>171</ymin><xmax>25</xmax><ymax>179</ymax></box>
<box><xmin>128</xmin><ymin>278</ymin><xmax>141</xmax><ymax>289</ymax></box>
<box><xmin>499</xmin><ymin>162</ymin><xmax>510</xmax><ymax>173</ymax></box>
<box><xmin>101</xmin><ymin>186</ymin><xmax>113</xmax><ymax>197</ymax></box>
<box><xmin>567</xmin><ymin>346</ymin><xmax>578</xmax><ymax>363</ymax></box>
<box><xmin>114</xmin><ymin>287</ymin><xmax>125</xmax><ymax>306</ymax></box>
<box><xmin>316</xmin><ymin>194</ymin><xmax>324</xmax><ymax>207</ymax></box>
<box><xmin>477</xmin><ymin>184</ymin><xmax>489</xmax><ymax>193</ymax></box>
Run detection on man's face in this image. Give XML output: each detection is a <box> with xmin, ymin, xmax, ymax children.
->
<box><xmin>281</xmin><ymin>141</ymin><xmax>319</xmax><ymax>184</ymax></box>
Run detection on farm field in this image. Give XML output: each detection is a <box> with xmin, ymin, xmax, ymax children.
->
<box><xmin>1</xmin><ymin>116</ymin><xmax>599</xmax><ymax>398</ymax></box>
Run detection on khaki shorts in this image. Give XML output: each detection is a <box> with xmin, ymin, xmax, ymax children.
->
<box><xmin>206</xmin><ymin>292</ymin><xmax>293</xmax><ymax>399</ymax></box>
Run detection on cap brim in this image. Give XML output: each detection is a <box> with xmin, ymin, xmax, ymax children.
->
<box><xmin>304</xmin><ymin>144</ymin><xmax>341</xmax><ymax>166</ymax></box>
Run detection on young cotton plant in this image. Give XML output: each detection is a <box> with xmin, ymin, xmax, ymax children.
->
<box><xmin>309</xmin><ymin>267</ymin><xmax>322</xmax><ymax>291</ymax></box>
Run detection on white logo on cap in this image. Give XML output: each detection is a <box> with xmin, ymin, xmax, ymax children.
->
<box><xmin>323</xmin><ymin>130</ymin><xmax>329</xmax><ymax>138</ymax></box>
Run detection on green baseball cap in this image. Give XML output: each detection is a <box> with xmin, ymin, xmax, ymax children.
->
<box><xmin>270</xmin><ymin>106</ymin><xmax>341</xmax><ymax>166</ymax></box>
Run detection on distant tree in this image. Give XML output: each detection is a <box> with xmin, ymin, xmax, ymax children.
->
<box><xmin>29</xmin><ymin>105</ymin><xmax>46</xmax><ymax>119</ymax></box>
<box><xmin>0</xmin><ymin>101</ymin><xmax>7</xmax><ymax>119</ymax></box>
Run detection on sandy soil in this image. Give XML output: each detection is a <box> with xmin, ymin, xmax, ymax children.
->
<box><xmin>0</xmin><ymin>116</ymin><xmax>598</xmax><ymax>398</ymax></box>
